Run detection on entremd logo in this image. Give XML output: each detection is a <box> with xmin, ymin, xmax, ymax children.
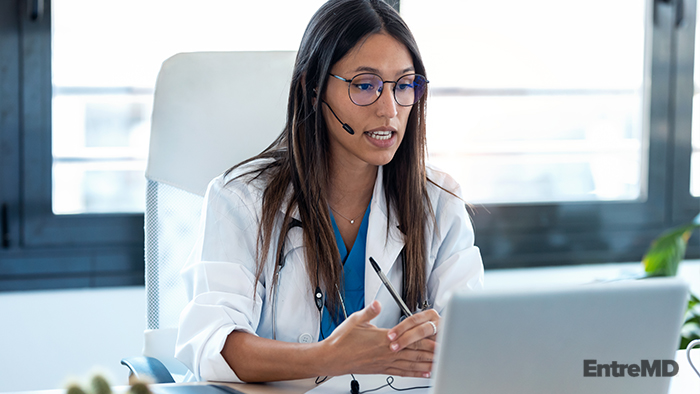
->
<box><xmin>584</xmin><ymin>359</ymin><xmax>679</xmax><ymax>377</ymax></box>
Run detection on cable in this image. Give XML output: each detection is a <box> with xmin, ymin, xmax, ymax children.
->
<box><xmin>687</xmin><ymin>338</ymin><xmax>700</xmax><ymax>378</ymax></box>
<box><xmin>315</xmin><ymin>376</ymin><xmax>329</xmax><ymax>384</ymax></box>
<box><xmin>360</xmin><ymin>376</ymin><xmax>432</xmax><ymax>394</ymax></box>
<box><xmin>359</xmin><ymin>381</ymin><xmax>389</xmax><ymax>394</ymax></box>
<box><xmin>385</xmin><ymin>376</ymin><xmax>432</xmax><ymax>391</ymax></box>
<box><xmin>351</xmin><ymin>374</ymin><xmax>360</xmax><ymax>394</ymax></box>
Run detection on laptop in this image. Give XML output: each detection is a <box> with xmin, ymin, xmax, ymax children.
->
<box><xmin>431</xmin><ymin>277</ymin><xmax>689</xmax><ymax>394</ymax></box>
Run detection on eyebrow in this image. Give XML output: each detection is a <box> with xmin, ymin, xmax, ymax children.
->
<box><xmin>353</xmin><ymin>66</ymin><xmax>416</xmax><ymax>76</ymax></box>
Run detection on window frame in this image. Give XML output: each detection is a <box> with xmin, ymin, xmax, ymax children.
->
<box><xmin>434</xmin><ymin>0</ymin><xmax>699</xmax><ymax>268</ymax></box>
<box><xmin>671</xmin><ymin>0</ymin><xmax>700</xmax><ymax>224</ymax></box>
<box><xmin>0</xmin><ymin>0</ymin><xmax>696</xmax><ymax>291</ymax></box>
<box><xmin>0</xmin><ymin>0</ymin><xmax>144</xmax><ymax>291</ymax></box>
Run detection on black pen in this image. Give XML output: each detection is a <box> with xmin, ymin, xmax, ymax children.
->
<box><xmin>369</xmin><ymin>257</ymin><xmax>413</xmax><ymax>317</ymax></box>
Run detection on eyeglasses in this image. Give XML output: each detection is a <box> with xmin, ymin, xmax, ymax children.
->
<box><xmin>329</xmin><ymin>72</ymin><xmax>429</xmax><ymax>107</ymax></box>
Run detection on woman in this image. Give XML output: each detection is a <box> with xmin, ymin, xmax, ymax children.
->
<box><xmin>176</xmin><ymin>0</ymin><xmax>483</xmax><ymax>383</ymax></box>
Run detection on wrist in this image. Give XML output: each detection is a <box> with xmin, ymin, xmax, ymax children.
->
<box><xmin>311</xmin><ymin>336</ymin><xmax>341</xmax><ymax>377</ymax></box>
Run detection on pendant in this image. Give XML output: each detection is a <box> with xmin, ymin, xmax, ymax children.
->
<box><xmin>350</xmin><ymin>220</ymin><xmax>355</xmax><ymax>224</ymax></box>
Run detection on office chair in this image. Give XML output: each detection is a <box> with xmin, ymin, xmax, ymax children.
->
<box><xmin>121</xmin><ymin>51</ymin><xmax>296</xmax><ymax>383</ymax></box>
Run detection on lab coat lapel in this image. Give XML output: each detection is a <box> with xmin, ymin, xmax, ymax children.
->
<box><xmin>280</xmin><ymin>205</ymin><xmax>304</xmax><ymax>257</ymax></box>
<box><xmin>365</xmin><ymin>166</ymin><xmax>405</xmax><ymax>303</ymax></box>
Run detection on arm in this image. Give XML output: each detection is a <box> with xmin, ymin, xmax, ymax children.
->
<box><xmin>221</xmin><ymin>301</ymin><xmax>434</xmax><ymax>382</ymax></box>
<box><xmin>178</xmin><ymin>175</ymin><xmax>434</xmax><ymax>381</ymax></box>
<box><xmin>175</xmin><ymin>176</ymin><xmax>266</xmax><ymax>382</ymax></box>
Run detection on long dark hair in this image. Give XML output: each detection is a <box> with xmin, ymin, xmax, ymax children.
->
<box><xmin>228</xmin><ymin>0</ymin><xmax>431</xmax><ymax>313</ymax></box>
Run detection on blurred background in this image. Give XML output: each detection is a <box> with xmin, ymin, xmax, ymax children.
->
<box><xmin>0</xmin><ymin>0</ymin><xmax>698</xmax><ymax>391</ymax></box>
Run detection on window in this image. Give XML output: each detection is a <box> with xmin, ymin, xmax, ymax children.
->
<box><xmin>404</xmin><ymin>0</ymin><xmax>646</xmax><ymax>204</ymax></box>
<box><xmin>692</xmin><ymin>0</ymin><xmax>700</xmax><ymax>197</ymax></box>
<box><xmin>0</xmin><ymin>0</ymin><xmax>326</xmax><ymax>291</ymax></box>
<box><xmin>0</xmin><ymin>0</ymin><xmax>696</xmax><ymax>291</ymax></box>
<box><xmin>51</xmin><ymin>0</ymin><xmax>327</xmax><ymax>214</ymax></box>
<box><xmin>401</xmin><ymin>0</ymin><xmax>699</xmax><ymax>267</ymax></box>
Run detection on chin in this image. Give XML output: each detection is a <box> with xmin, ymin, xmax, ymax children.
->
<box><xmin>365</xmin><ymin>152</ymin><xmax>397</xmax><ymax>167</ymax></box>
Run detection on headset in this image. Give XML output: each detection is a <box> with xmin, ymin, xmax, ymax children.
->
<box><xmin>271</xmin><ymin>218</ymin><xmax>434</xmax><ymax>394</ymax></box>
<box><xmin>270</xmin><ymin>218</ymin><xmax>410</xmax><ymax>341</ymax></box>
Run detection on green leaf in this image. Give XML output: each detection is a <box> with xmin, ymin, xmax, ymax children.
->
<box><xmin>688</xmin><ymin>293</ymin><xmax>700</xmax><ymax>310</ymax></box>
<box><xmin>642</xmin><ymin>222</ymin><xmax>699</xmax><ymax>277</ymax></box>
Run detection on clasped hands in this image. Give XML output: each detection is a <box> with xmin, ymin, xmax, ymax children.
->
<box><xmin>322</xmin><ymin>300</ymin><xmax>440</xmax><ymax>378</ymax></box>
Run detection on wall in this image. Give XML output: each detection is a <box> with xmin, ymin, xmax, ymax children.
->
<box><xmin>0</xmin><ymin>287</ymin><xmax>145</xmax><ymax>392</ymax></box>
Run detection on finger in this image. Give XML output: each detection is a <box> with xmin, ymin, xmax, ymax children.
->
<box><xmin>390</xmin><ymin>320</ymin><xmax>440</xmax><ymax>352</ymax></box>
<box><xmin>383</xmin><ymin>367</ymin><xmax>433</xmax><ymax>379</ymax></box>
<box><xmin>395</xmin><ymin>348</ymin><xmax>435</xmax><ymax>364</ymax></box>
<box><xmin>405</xmin><ymin>338</ymin><xmax>437</xmax><ymax>353</ymax></box>
<box><xmin>351</xmin><ymin>300</ymin><xmax>382</xmax><ymax>325</ymax></box>
<box><xmin>387</xmin><ymin>309</ymin><xmax>439</xmax><ymax>342</ymax></box>
<box><xmin>385</xmin><ymin>357</ymin><xmax>433</xmax><ymax>374</ymax></box>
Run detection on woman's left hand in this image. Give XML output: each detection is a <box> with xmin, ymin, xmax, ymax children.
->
<box><xmin>386</xmin><ymin>309</ymin><xmax>440</xmax><ymax>353</ymax></box>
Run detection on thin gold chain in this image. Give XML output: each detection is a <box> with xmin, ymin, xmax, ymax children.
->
<box><xmin>329</xmin><ymin>206</ymin><xmax>362</xmax><ymax>225</ymax></box>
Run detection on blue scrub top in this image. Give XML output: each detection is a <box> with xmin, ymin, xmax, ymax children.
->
<box><xmin>319</xmin><ymin>203</ymin><xmax>371</xmax><ymax>340</ymax></box>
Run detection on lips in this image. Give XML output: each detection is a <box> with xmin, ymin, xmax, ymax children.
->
<box><xmin>363</xmin><ymin>127</ymin><xmax>398</xmax><ymax>148</ymax></box>
<box><xmin>366</xmin><ymin>130</ymin><xmax>393</xmax><ymax>140</ymax></box>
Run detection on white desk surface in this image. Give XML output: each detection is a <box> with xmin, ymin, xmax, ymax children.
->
<box><xmin>10</xmin><ymin>350</ymin><xmax>699</xmax><ymax>394</ymax></box>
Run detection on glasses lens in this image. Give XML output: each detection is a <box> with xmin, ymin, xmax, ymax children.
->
<box><xmin>395</xmin><ymin>74</ymin><xmax>427</xmax><ymax>106</ymax></box>
<box><xmin>348</xmin><ymin>74</ymin><xmax>383</xmax><ymax>106</ymax></box>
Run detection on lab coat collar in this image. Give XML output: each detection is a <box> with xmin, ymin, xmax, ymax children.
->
<box><xmin>276</xmin><ymin>166</ymin><xmax>405</xmax><ymax>302</ymax></box>
<box><xmin>366</xmin><ymin>166</ymin><xmax>405</xmax><ymax>303</ymax></box>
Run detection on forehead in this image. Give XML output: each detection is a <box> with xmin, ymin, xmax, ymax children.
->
<box><xmin>332</xmin><ymin>33</ymin><xmax>414</xmax><ymax>76</ymax></box>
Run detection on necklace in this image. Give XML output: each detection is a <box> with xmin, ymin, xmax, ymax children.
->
<box><xmin>329</xmin><ymin>206</ymin><xmax>362</xmax><ymax>225</ymax></box>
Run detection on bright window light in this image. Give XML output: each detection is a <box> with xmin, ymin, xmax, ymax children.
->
<box><xmin>51</xmin><ymin>0</ymin><xmax>326</xmax><ymax>214</ymax></box>
<box><xmin>402</xmin><ymin>0</ymin><xmax>647</xmax><ymax>204</ymax></box>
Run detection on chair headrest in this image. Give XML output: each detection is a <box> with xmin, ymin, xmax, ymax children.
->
<box><xmin>146</xmin><ymin>51</ymin><xmax>296</xmax><ymax>196</ymax></box>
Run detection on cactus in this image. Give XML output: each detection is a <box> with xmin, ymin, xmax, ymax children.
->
<box><xmin>129</xmin><ymin>382</ymin><xmax>152</xmax><ymax>394</ymax></box>
<box><xmin>90</xmin><ymin>375</ymin><xmax>112</xmax><ymax>394</ymax></box>
<box><xmin>66</xmin><ymin>384</ymin><xmax>87</xmax><ymax>394</ymax></box>
<box><xmin>65</xmin><ymin>374</ymin><xmax>152</xmax><ymax>394</ymax></box>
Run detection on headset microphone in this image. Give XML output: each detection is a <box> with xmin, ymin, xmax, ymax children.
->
<box><xmin>350</xmin><ymin>378</ymin><xmax>360</xmax><ymax>394</ymax></box>
<box><xmin>322</xmin><ymin>100</ymin><xmax>355</xmax><ymax>135</ymax></box>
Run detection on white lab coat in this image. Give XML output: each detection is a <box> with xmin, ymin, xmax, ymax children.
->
<box><xmin>175</xmin><ymin>161</ymin><xmax>484</xmax><ymax>382</ymax></box>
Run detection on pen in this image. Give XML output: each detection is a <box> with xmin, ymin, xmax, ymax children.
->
<box><xmin>369</xmin><ymin>257</ymin><xmax>413</xmax><ymax>317</ymax></box>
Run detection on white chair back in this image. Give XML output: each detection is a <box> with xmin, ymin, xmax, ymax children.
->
<box><xmin>144</xmin><ymin>51</ymin><xmax>296</xmax><ymax>379</ymax></box>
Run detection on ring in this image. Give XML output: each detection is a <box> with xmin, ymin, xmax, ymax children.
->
<box><xmin>428</xmin><ymin>321</ymin><xmax>437</xmax><ymax>336</ymax></box>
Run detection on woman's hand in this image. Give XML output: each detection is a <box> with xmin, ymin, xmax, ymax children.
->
<box><xmin>386</xmin><ymin>309</ymin><xmax>440</xmax><ymax>354</ymax></box>
<box><xmin>322</xmin><ymin>300</ymin><xmax>434</xmax><ymax>378</ymax></box>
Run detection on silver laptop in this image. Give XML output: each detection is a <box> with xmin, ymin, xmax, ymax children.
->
<box><xmin>431</xmin><ymin>277</ymin><xmax>688</xmax><ymax>394</ymax></box>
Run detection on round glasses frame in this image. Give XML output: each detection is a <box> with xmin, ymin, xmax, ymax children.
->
<box><xmin>329</xmin><ymin>72</ymin><xmax>429</xmax><ymax>107</ymax></box>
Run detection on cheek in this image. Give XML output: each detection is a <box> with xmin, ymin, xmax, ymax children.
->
<box><xmin>399</xmin><ymin>108</ymin><xmax>413</xmax><ymax>130</ymax></box>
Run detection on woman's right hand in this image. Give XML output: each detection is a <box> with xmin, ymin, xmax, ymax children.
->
<box><xmin>320</xmin><ymin>300</ymin><xmax>435</xmax><ymax>378</ymax></box>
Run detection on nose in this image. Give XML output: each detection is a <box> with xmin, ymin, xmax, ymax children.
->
<box><xmin>375</xmin><ymin>83</ymin><xmax>398</xmax><ymax>119</ymax></box>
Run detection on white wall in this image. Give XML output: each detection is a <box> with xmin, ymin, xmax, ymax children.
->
<box><xmin>0</xmin><ymin>287</ymin><xmax>145</xmax><ymax>393</ymax></box>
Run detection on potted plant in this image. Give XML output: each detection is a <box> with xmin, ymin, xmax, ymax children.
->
<box><xmin>641</xmin><ymin>213</ymin><xmax>700</xmax><ymax>349</ymax></box>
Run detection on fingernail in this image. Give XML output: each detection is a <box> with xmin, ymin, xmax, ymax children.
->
<box><xmin>423</xmin><ymin>372</ymin><xmax>431</xmax><ymax>378</ymax></box>
<box><xmin>390</xmin><ymin>343</ymin><xmax>399</xmax><ymax>351</ymax></box>
<box><xmin>388</xmin><ymin>332</ymin><xmax>396</xmax><ymax>341</ymax></box>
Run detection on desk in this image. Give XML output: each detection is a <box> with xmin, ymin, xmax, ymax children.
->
<box><xmin>13</xmin><ymin>350</ymin><xmax>700</xmax><ymax>394</ymax></box>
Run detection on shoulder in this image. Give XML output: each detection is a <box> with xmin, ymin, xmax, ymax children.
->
<box><xmin>204</xmin><ymin>158</ymin><xmax>277</xmax><ymax>218</ymax></box>
<box><xmin>425</xmin><ymin>162</ymin><xmax>464</xmax><ymax>204</ymax></box>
